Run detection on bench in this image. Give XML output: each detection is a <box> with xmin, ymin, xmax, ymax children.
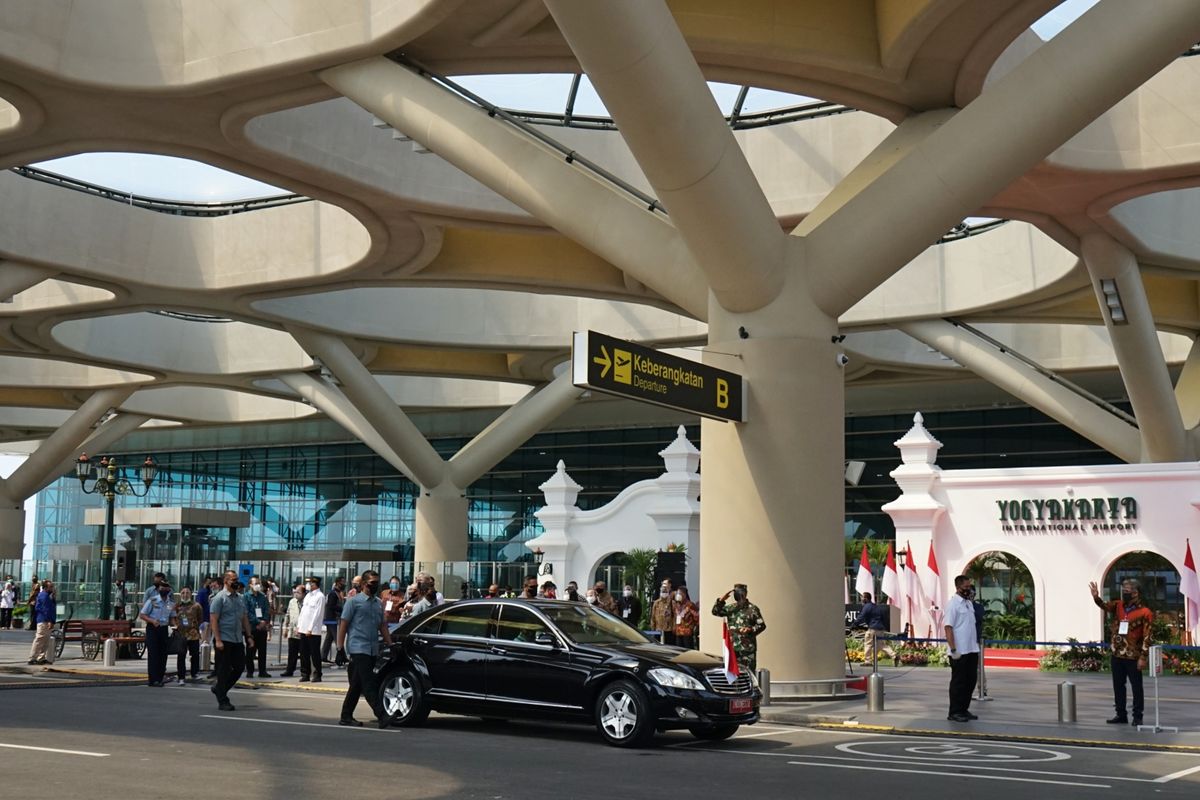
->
<box><xmin>54</xmin><ymin>619</ymin><xmax>145</xmax><ymax>661</ymax></box>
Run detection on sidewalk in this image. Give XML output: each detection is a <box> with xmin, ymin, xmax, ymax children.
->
<box><xmin>4</xmin><ymin>628</ymin><xmax>1197</xmax><ymax>750</ymax></box>
<box><xmin>760</xmin><ymin>664</ymin><xmax>1200</xmax><ymax>751</ymax></box>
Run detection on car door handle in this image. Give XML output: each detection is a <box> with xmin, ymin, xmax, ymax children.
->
<box><xmin>489</xmin><ymin>646</ymin><xmax>508</xmax><ymax>655</ymax></box>
<box><xmin>410</xmin><ymin>636</ymin><xmax>427</xmax><ymax>646</ymax></box>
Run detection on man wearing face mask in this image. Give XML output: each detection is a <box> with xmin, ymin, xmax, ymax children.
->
<box><xmin>652</xmin><ymin>580</ymin><xmax>676</xmax><ymax>645</ymax></box>
<box><xmin>244</xmin><ymin>578</ymin><xmax>272</xmax><ymax>678</ymax></box>
<box><xmin>322</xmin><ymin>576</ymin><xmax>347</xmax><ymax>666</ymax></box>
<box><xmin>174</xmin><ymin>586</ymin><xmax>203</xmax><ymax>684</ymax></box>
<box><xmin>296</xmin><ymin>575</ymin><xmax>327</xmax><ymax>683</ymax></box>
<box><xmin>593</xmin><ymin>581</ymin><xmax>618</xmax><ymax>614</ymax></box>
<box><xmin>337</xmin><ymin>569</ymin><xmax>393</xmax><ymax>727</ymax></box>
<box><xmin>1090</xmin><ymin>578</ymin><xmax>1153</xmax><ymax>726</ymax></box>
<box><xmin>563</xmin><ymin>582</ymin><xmax>582</xmax><ymax>602</ymax></box>
<box><xmin>617</xmin><ymin>584</ymin><xmax>641</xmax><ymax>628</ymax></box>
<box><xmin>943</xmin><ymin>575</ymin><xmax>980</xmax><ymax>722</ymax></box>
<box><xmin>522</xmin><ymin>576</ymin><xmax>539</xmax><ymax>599</ymax></box>
<box><xmin>139</xmin><ymin>581</ymin><xmax>177</xmax><ymax>686</ymax></box>
<box><xmin>382</xmin><ymin>576</ymin><xmax>405</xmax><ymax>624</ymax></box>
<box><xmin>210</xmin><ymin>570</ymin><xmax>253</xmax><ymax>710</ymax></box>
<box><xmin>584</xmin><ymin>589</ymin><xmax>599</xmax><ymax>606</ymax></box>
<box><xmin>712</xmin><ymin>584</ymin><xmax>766</xmax><ymax>672</ymax></box>
<box><xmin>281</xmin><ymin>584</ymin><xmax>305</xmax><ymax>677</ymax></box>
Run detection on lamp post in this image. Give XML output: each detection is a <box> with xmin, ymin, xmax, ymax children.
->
<box><xmin>75</xmin><ymin>453</ymin><xmax>158</xmax><ymax>619</ymax></box>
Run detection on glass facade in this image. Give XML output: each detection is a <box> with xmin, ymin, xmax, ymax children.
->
<box><xmin>33</xmin><ymin>426</ymin><xmax>702</xmax><ymax>563</ymax></box>
<box><xmin>33</xmin><ymin>406</ymin><xmax>1127</xmax><ymax>562</ymax></box>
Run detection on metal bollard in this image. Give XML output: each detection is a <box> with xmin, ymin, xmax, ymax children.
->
<box><xmin>757</xmin><ymin>669</ymin><xmax>771</xmax><ymax>706</ymax></box>
<box><xmin>103</xmin><ymin>637</ymin><xmax>117</xmax><ymax>667</ymax></box>
<box><xmin>199</xmin><ymin>641</ymin><xmax>212</xmax><ymax>672</ymax></box>
<box><xmin>1057</xmin><ymin>680</ymin><xmax>1076</xmax><ymax>723</ymax></box>
<box><xmin>867</xmin><ymin>672</ymin><xmax>885</xmax><ymax>711</ymax></box>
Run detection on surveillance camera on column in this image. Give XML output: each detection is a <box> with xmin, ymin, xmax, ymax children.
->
<box><xmin>835</xmin><ymin>353</ymin><xmax>850</xmax><ymax>368</ymax></box>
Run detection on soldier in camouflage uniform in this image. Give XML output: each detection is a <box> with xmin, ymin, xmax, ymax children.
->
<box><xmin>711</xmin><ymin>583</ymin><xmax>767</xmax><ymax>673</ymax></box>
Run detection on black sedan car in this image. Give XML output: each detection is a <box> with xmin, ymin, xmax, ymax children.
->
<box><xmin>373</xmin><ymin>598</ymin><xmax>760</xmax><ymax>747</ymax></box>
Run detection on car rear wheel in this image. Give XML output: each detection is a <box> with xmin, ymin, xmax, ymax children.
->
<box><xmin>688</xmin><ymin>723</ymin><xmax>739</xmax><ymax>741</ymax></box>
<box><xmin>594</xmin><ymin>680</ymin><xmax>655</xmax><ymax>748</ymax></box>
<box><xmin>380</xmin><ymin>670</ymin><xmax>429</xmax><ymax>726</ymax></box>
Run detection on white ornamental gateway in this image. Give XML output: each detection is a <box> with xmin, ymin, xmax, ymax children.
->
<box><xmin>882</xmin><ymin>413</ymin><xmax>1197</xmax><ymax>645</ymax></box>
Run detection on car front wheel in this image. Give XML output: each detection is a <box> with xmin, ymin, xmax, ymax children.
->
<box><xmin>688</xmin><ymin>723</ymin><xmax>739</xmax><ymax>741</ymax></box>
<box><xmin>594</xmin><ymin>679</ymin><xmax>655</xmax><ymax>748</ymax></box>
<box><xmin>379</xmin><ymin>670</ymin><xmax>430</xmax><ymax>727</ymax></box>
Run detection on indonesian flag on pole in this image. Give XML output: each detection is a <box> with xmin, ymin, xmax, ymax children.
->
<box><xmin>881</xmin><ymin>542</ymin><xmax>901</xmax><ymax>607</ymax></box>
<box><xmin>721</xmin><ymin>622</ymin><xmax>740</xmax><ymax>682</ymax></box>
<box><xmin>1182</xmin><ymin>539</ymin><xmax>1200</xmax><ymax>643</ymax></box>
<box><xmin>904</xmin><ymin>541</ymin><xmax>928</xmax><ymax>635</ymax></box>
<box><xmin>924</xmin><ymin>542</ymin><xmax>945</xmax><ymax>633</ymax></box>
<box><xmin>855</xmin><ymin>543</ymin><xmax>874</xmax><ymax>599</ymax></box>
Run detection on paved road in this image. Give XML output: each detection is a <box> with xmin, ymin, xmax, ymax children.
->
<box><xmin>4</xmin><ymin>680</ymin><xmax>1200</xmax><ymax>798</ymax></box>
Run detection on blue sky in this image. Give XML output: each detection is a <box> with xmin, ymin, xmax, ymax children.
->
<box><xmin>28</xmin><ymin>2</ymin><xmax>1099</xmax><ymax>203</ymax></box>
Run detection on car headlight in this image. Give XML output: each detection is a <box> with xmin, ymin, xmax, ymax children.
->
<box><xmin>648</xmin><ymin>668</ymin><xmax>705</xmax><ymax>690</ymax></box>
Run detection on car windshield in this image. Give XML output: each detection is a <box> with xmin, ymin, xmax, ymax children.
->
<box><xmin>540</xmin><ymin>603</ymin><xmax>649</xmax><ymax>645</ymax></box>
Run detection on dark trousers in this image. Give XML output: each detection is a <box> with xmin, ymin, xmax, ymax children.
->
<box><xmin>213</xmin><ymin>642</ymin><xmax>245</xmax><ymax>703</ymax></box>
<box><xmin>1111</xmin><ymin>656</ymin><xmax>1144</xmax><ymax>719</ymax></box>
<box><xmin>113</xmin><ymin>603</ymin><xmax>126</xmax><ymax>620</ymax></box>
<box><xmin>660</xmin><ymin>631</ymin><xmax>677</xmax><ymax>646</ymax></box>
<box><xmin>0</xmin><ymin>608</ymin><xmax>11</xmax><ymax>628</ymax></box>
<box><xmin>300</xmin><ymin>634</ymin><xmax>322</xmax><ymax>678</ymax></box>
<box><xmin>948</xmin><ymin>651</ymin><xmax>979</xmax><ymax>715</ymax></box>
<box><xmin>676</xmin><ymin>633</ymin><xmax>697</xmax><ymax>650</ymax></box>
<box><xmin>145</xmin><ymin>625</ymin><xmax>169</xmax><ymax>685</ymax></box>
<box><xmin>286</xmin><ymin>636</ymin><xmax>301</xmax><ymax>674</ymax></box>
<box><xmin>176</xmin><ymin>639</ymin><xmax>200</xmax><ymax>680</ymax></box>
<box><xmin>247</xmin><ymin>628</ymin><xmax>268</xmax><ymax>675</ymax></box>
<box><xmin>341</xmin><ymin>652</ymin><xmax>385</xmax><ymax>722</ymax></box>
<box><xmin>321</xmin><ymin>623</ymin><xmax>337</xmax><ymax>662</ymax></box>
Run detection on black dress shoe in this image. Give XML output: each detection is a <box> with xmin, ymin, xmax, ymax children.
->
<box><xmin>377</xmin><ymin>718</ymin><xmax>391</xmax><ymax>730</ymax></box>
<box><xmin>1132</xmin><ymin>717</ymin><xmax>1143</xmax><ymax>726</ymax></box>
<box><xmin>312</xmin><ymin>676</ymin><xmax>322</xmax><ymax>683</ymax></box>
<box><xmin>298</xmin><ymin>676</ymin><xmax>310</xmax><ymax>682</ymax></box>
<box><xmin>258</xmin><ymin>672</ymin><xmax>271</xmax><ymax>678</ymax></box>
<box><xmin>338</xmin><ymin>718</ymin><xmax>363</xmax><ymax>727</ymax></box>
<box><xmin>218</xmin><ymin>701</ymin><xmax>236</xmax><ymax>711</ymax></box>
<box><xmin>280</xmin><ymin>671</ymin><xmax>294</xmax><ymax>677</ymax></box>
<box><xmin>1106</xmin><ymin>715</ymin><xmax>1128</xmax><ymax>724</ymax></box>
<box><xmin>964</xmin><ymin>711</ymin><xmax>978</xmax><ymax>720</ymax></box>
<box><xmin>947</xmin><ymin>713</ymin><xmax>971</xmax><ymax>722</ymax></box>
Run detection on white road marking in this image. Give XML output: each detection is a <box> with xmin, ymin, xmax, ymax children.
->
<box><xmin>0</xmin><ymin>742</ymin><xmax>109</xmax><ymax>757</ymax></box>
<box><xmin>785</xmin><ymin>760</ymin><xmax>1110</xmax><ymax>788</ymax></box>
<box><xmin>837</xmin><ymin>740</ymin><xmax>1070</xmax><ymax>763</ymax></box>
<box><xmin>199</xmin><ymin>714</ymin><xmax>394</xmax><ymax>731</ymax></box>
<box><xmin>1154</xmin><ymin>763</ymin><xmax>1200</xmax><ymax>783</ymax></box>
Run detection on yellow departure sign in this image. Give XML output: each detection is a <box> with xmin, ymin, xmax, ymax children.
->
<box><xmin>572</xmin><ymin>331</ymin><xmax>745</xmax><ymax>422</ymax></box>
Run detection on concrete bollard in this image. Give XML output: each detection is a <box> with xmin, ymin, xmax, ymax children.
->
<box><xmin>1057</xmin><ymin>680</ymin><xmax>1076</xmax><ymax>723</ymax></box>
<box><xmin>199</xmin><ymin>641</ymin><xmax>212</xmax><ymax>672</ymax></box>
<box><xmin>757</xmin><ymin>668</ymin><xmax>771</xmax><ymax>706</ymax></box>
<box><xmin>103</xmin><ymin>637</ymin><xmax>117</xmax><ymax>667</ymax></box>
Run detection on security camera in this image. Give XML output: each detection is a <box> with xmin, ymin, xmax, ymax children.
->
<box><xmin>835</xmin><ymin>353</ymin><xmax>850</xmax><ymax>367</ymax></box>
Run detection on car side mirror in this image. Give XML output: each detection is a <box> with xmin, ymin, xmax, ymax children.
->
<box><xmin>534</xmin><ymin>631</ymin><xmax>558</xmax><ymax>647</ymax></box>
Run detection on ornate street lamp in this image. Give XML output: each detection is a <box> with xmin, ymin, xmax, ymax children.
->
<box><xmin>75</xmin><ymin>453</ymin><xmax>158</xmax><ymax>619</ymax></box>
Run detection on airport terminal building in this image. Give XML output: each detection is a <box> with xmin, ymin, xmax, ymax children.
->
<box><xmin>3</xmin><ymin>1</ymin><xmax>1200</xmax><ymax>690</ymax></box>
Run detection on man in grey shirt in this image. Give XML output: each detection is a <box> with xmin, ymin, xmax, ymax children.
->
<box><xmin>337</xmin><ymin>569</ymin><xmax>392</xmax><ymax>728</ymax></box>
<box><xmin>209</xmin><ymin>569</ymin><xmax>252</xmax><ymax>711</ymax></box>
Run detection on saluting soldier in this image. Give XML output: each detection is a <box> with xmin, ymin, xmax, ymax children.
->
<box><xmin>711</xmin><ymin>583</ymin><xmax>767</xmax><ymax>673</ymax></box>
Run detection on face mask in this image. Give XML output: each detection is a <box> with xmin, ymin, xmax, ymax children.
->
<box><xmin>306</xmin><ymin>583</ymin><xmax>315</xmax><ymax>592</ymax></box>
<box><xmin>586</xmin><ymin>595</ymin><xmax>597</xmax><ymax>604</ymax></box>
<box><xmin>159</xmin><ymin>588</ymin><xmax>170</xmax><ymax>598</ymax></box>
<box><xmin>365</xmin><ymin>581</ymin><xmax>379</xmax><ymax>595</ymax></box>
<box><xmin>674</xmin><ymin>592</ymin><xmax>683</xmax><ymax>602</ymax></box>
<box><xmin>1121</xmin><ymin>591</ymin><xmax>1133</xmax><ymax>603</ymax></box>
<box><xmin>251</xmin><ymin>584</ymin><xmax>261</xmax><ymax>593</ymax></box>
<box><xmin>623</xmin><ymin>590</ymin><xmax>633</xmax><ymax>598</ymax></box>
<box><xmin>660</xmin><ymin>591</ymin><xmax>669</xmax><ymax>598</ymax></box>
<box><xmin>390</xmin><ymin>581</ymin><xmax>400</xmax><ymax>591</ymax></box>
<box><xmin>733</xmin><ymin>590</ymin><xmax>747</xmax><ymax>602</ymax></box>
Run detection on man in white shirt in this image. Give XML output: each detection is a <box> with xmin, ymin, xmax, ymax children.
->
<box><xmin>943</xmin><ymin>574</ymin><xmax>981</xmax><ymax>722</ymax></box>
<box><xmin>296</xmin><ymin>575</ymin><xmax>327</xmax><ymax>682</ymax></box>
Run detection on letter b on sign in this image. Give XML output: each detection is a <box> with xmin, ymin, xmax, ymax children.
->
<box><xmin>716</xmin><ymin>378</ymin><xmax>729</xmax><ymax>409</ymax></box>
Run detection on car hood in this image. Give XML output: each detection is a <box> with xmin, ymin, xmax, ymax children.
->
<box><xmin>577</xmin><ymin>641</ymin><xmax>723</xmax><ymax>670</ymax></box>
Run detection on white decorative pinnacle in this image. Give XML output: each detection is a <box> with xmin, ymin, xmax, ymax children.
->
<box><xmin>895</xmin><ymin>411</ymin><xmax>942</xmax><ymax>466</ymax></box>
<box><xmin>539</xmin><ymin>460</ymin><xmax>583</xmax><ymax>508</ymax></box>
<box><xmin>659</xmin><ymin>425</ymin><xmax>700</xmax><ymax>474</ymax></box>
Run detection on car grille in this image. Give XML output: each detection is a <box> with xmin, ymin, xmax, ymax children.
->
<box><xmin>704</xmin><ymin>668</ymin><xmax>752</xmax><ymax>696</ymax></box>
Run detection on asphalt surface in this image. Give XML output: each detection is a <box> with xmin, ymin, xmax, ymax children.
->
<box><xmin>4</xmin><ymin>679</ymin><xmax>1200</xmax><ymax>798</ymax></box>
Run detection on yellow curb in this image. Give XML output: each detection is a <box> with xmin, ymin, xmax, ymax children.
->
<box><xmin>811</xmin><ymin>721</ymin><xmax>1200</xmax><ymax>753</ymax></box>
<box><xmin>245</xmin><ymin>680</ymin><xmax>343</xmax><ymax>694</ymax></box>
<box><xmin>47</xmin><ymin>667</ymin><xmax>143</xmax><ymax>680</ymax></box>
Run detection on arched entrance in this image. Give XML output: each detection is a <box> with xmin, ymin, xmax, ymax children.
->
<box><xmin>964</xmin><ymin>551</ymin><xmax>1035</xmax><ymax>646</ymax></box>
<box><xmin>1101</xmin><ymin>551</ymin><xmax>1182</xmax><ymax>643</ymax></box>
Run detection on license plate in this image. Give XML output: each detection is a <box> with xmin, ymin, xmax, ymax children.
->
<box><xmin>729</xmin><ymin>697</ymin><xmax>753</xmax><ymax>714</ymax></box>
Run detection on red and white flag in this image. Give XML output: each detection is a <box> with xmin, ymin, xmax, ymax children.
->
<box><xmin>881</xmin><ymin>542</ymin><xmax>901</xmax><ymax>607</ymax></box>
<box><xmin>1182</xmin><ymin>539</ymin><xmax>1200</xmax><ymax>643</ymax></box>
<box><xmin>722</xmin><ymin>621</ymin><xmax>740</xmax><ymax>682</ymax></box>
<box><xmin>904</xmin><ymin>541</ymin><xmax>929</xmax><ymax>636</ymax></box>
<box><xmin>855</xmin><ymin>542</ymin><xmax>874</xmax><ymax>599</ymax></box>
<box><xmin>924</xmin><ymin>541</ymin><xmax>945</xmax><ymax>633</ymax></box>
